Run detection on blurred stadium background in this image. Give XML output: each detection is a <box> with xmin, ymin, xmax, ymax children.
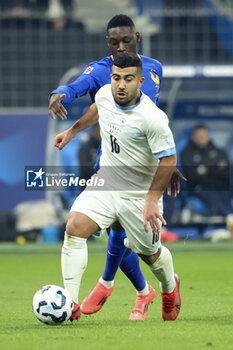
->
<box><xmin>0</xmin><ymin>0</ymin><xmax>233</xmax><ymax>243</ymax></box>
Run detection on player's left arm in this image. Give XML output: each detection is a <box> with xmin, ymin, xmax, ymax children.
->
<box><xmin>167</xmin><ymin>167</ymin><xmax>187</xmax><ymax>197</ymax></box>
<box><xmin>143</xmin><ymin>153</ymin><xmax>177</xmax><ymax>233</ymax></box>
<box><xmin>151</xmin><ymin>60</ymin><xmax>186</xmax><ymax>194</ymax></box>
<box><xmin>143</xmin><ymin>110</ymin><xmax>177</xmax><ymax>233</ymax></box>
<box><xmin>54</xmin><ymin>103</ymin><xmax>98</xmax><ymax>150</ymax></box>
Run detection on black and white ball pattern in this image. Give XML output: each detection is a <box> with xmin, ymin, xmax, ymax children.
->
<box><xmin>32</xmin><ymin>285</ymin><xmax>73</xmax><ymax>325</ymax></box>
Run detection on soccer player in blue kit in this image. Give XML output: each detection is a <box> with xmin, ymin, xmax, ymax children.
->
<box><xmin>49</xmin><ymin>15</ymin><xmax>184</xmax><ymax>321</ymax></box>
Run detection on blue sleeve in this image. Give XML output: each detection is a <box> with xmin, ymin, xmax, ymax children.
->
<box><xmin>49</xmin><ymin>74</ymin><xmax>99</xmax><ymax>104</ymax></box>
<box><xmin>49</xmin><ymin>58</ymin><xmax>111</xmax><ymax>104</ymax></box>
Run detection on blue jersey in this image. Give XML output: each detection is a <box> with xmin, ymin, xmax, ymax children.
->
<box><xmin>50</xmin><ymin>55</ymin><xmax>163</xmax><ymax>169</ymax></box>
<box><xmin>51</xmin><ymin>55</ymin><xmax>162</xmax><ymax>105</ymax></box>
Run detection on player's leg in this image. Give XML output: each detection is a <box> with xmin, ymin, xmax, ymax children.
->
<box><xmin>101</xmin><ymin>222</ymin><xmax>147</xmax><ymax>293</ymax></box>
<box><xmin>139</xmin><ymin>247</ymin><xmax>181</xmax><ymax>321</ymax></box>
<box><xmin>119</xmin><ymin>197</ymin><xmax>181</xmax><ymax>321</ymax></box>
<box><xmin>62</xmin><ymin>211</ymin><xmax>99</xmax><ymax>321</ymax></box>
<box><xmin>111</xmin><ymin>222</ymin><xmax>147</xmax><ymax>293</ymax></box>
<box><xmin>80</xmin><ymin>222</ymin><xmax>150</xmax><ymax>316</ymax></box>
<box><xmin>102</xmin><ymin>223</ymin><xmax>127</xmax><ymax>285</ymax></box>
<box><xmin>122</xmin><ymin>248</ymin><xmax>156</xmax><ymax>321</ymax></box>
<box><xmin>80</xmin><ymin>225</ymin><xmax>126</xmax><ymax>314</ymax></box>
<box><xmin>102</xmin><ymin>200</ymin><xmax>156</xmax><ymax>321</ymax></box>
<box><xmin>62</xmin><ymin>215</ymin><xmax>93</xmax><ymax>321</ymax></box>
<box><xmin>62</xmin><ymin>190</ymin><xmax>115</xmax><ymax>321</ymax></box>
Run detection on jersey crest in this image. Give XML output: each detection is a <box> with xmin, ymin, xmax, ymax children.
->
<box><xmin>150</xmin><ymin>70</ymin><xmax>160</xmax><ymax>87</ymax></box>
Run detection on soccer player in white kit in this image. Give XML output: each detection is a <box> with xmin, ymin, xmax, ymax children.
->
<box><xmin>62</xmin><ymin>52</ymin><xmax>181</xmax><ymax>321</ymax></box>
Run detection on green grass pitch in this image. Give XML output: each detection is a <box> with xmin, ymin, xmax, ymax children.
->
<box><xmin>0</xmin><ymin>240</ymin><xmax>233</xmax><ymax>350</ymax></box>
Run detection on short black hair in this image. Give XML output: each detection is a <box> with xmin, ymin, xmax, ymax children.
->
<box><xmin>193</xmin><ymin>124</ymin><xmax>207</xmax><ymax>132</ymax></box>
<box><xmin>113</xmin><ymin>52</ymin><xmax>142</xmax><ymax>72</ymax></box>
<box><xmin>107</xmin><ymin>14</ymin><xmax>135</xmax><ymax>32</ymax></box>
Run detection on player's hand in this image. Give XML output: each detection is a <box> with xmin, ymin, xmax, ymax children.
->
<box><xmin>167</xmin><ymin>168</ymin><xmax>187</xmax><ymax>197</ymax></box>
<box><xmin>49</xmin><ymin>93</ymin><xmax>68</xmax><ymax>120</ymax></box>
<box><xmin>54</xmin><ymin>128</ymin><xmax>75</xmax><ymax>150</ymax></box>
<box><xmin>143</xmin><ymin>197</ymin><xmax>166</xmax><ymax>233</ymax></box>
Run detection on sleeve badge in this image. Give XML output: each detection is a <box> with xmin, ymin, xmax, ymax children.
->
<box><xmin>83</xmin><ymin>66</ymin><xmax>94</xmax><ymax>74</ymax></box>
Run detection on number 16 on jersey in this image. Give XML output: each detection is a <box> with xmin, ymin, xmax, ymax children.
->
<box><xmin>110</xmin><ymin>135</ymin><xmax>120</xmax><ymax>154</ymax></box>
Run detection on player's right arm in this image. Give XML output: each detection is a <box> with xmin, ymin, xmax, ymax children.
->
<box><xmin>48</xmin><ymin>76</ymin><xmax>93</xmax><ymax>120</ymax></box>
<box><xmin>49</xmin><ymin>93</ymin><xmax>68</xmax><ymax>120</ymax></box>
<box><xmin>54</xmin><ymin>103</ymin><xmax>98</xmax><ymax>150</ymax></box>
<box><xmin>48</xmin><ymin>58</ymin><xmax>112</xmax><ymax>120</ymax></box>
<box><xmin>48</xmin><ymin>76</ymin><xmax>94</xmax><ymax>121</ymax></box>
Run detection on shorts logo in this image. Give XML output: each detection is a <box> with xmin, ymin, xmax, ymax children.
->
<box><xmin>26</xmin><ymin>168</ymin><xmax>45</xmax><ymax>188</ymax></box>
<box><xmin>83</xmin><ymin>66</ymin><xmax>94</xmax><ymax>74</ymax></box>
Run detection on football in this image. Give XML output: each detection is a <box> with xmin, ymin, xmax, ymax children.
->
<box><xmin>32</xmin><ymin>285</ymin><xmax>73</xmax><ymax>325</ymax></box>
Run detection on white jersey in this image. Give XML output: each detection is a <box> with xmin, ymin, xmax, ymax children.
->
<box><xmin>95</xmin><ymin>84</ymin><xmax>176</xmax><ymax>197</ymax></box>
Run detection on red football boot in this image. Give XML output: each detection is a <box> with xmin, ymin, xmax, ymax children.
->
<box><xmin>161</xmin><ymin>274</ymin><xmax>181</xmax><ymax>321</ymax></box>
<box><xmin>70</xmin><ymin>302</ymin><xmax>81</xmax><ymax>321</ymax></box>
<box><xmin>81</xmin><ymin>282</ymin><xmax>114</xmax><ymax>314</ymax></box>
<box><xmin>129</xmin><ymin>285</ymin><xmax>156</xmax><ymax>321</ymax></box>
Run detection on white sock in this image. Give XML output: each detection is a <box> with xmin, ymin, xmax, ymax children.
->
<box><xmin>61</xmin><ymin>232</ymin><xmax>88</xmax><ymax>304</ymax></box>
<box><xmin>149</xmin><ymin>246</ymin><xmax>176</xmax><ymax>293</ymax></box>
<box><xmin>99</xmin><ymin>276</ymin><xmax>114</xmax><ymax>289</ymax></box>
<box><xmin>137</xmin><ymin>281</ymin><xmax>149</xmax><ymax>296</ymax></box>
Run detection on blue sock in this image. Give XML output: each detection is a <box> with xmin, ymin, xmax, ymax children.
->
<box><xmin>120</xmin><ymin>251</ymin><xmax>146</xmax><ymax>292</ymax></box>
<box><xmin>102</xmin><ymin>229</ymin><xmax>127</xmax><ymax>281</ymax></box>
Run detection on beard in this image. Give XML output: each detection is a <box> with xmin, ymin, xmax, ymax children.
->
<box><xmin>112</xmin><ymin>87</ymin><xmax>138</xmax><ymax>107</ymax></box>
<box><xmin>114</xmin><ymin>95</ymin><xmax>132</xmax><ymax>106</ymax></box>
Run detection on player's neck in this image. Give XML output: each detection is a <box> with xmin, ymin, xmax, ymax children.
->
<box><xmin>127</xmin><ymin>91</ymin><xmax>142</xmax><ymax>107</ymax></box>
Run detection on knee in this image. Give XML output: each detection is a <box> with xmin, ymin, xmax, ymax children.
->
<box><xmin>65</xmin><ymin>212</ymin><xmax>99</xmax><ymax>239</ymax></box>
<box><xmin>66</xmin><ymin>218</ymin><xmax>79</xmax><ymax>237</ymax></box>
<box><xmin>139</xmin><ymin>248</ymin><xmax>161</xmax><ymax>266</ymax></box>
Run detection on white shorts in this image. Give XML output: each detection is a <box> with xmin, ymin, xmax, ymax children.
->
<box><xmin>70</xmin><ymin>190</ymin><xmax>162</xmax><ymax>255</ymax></box>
